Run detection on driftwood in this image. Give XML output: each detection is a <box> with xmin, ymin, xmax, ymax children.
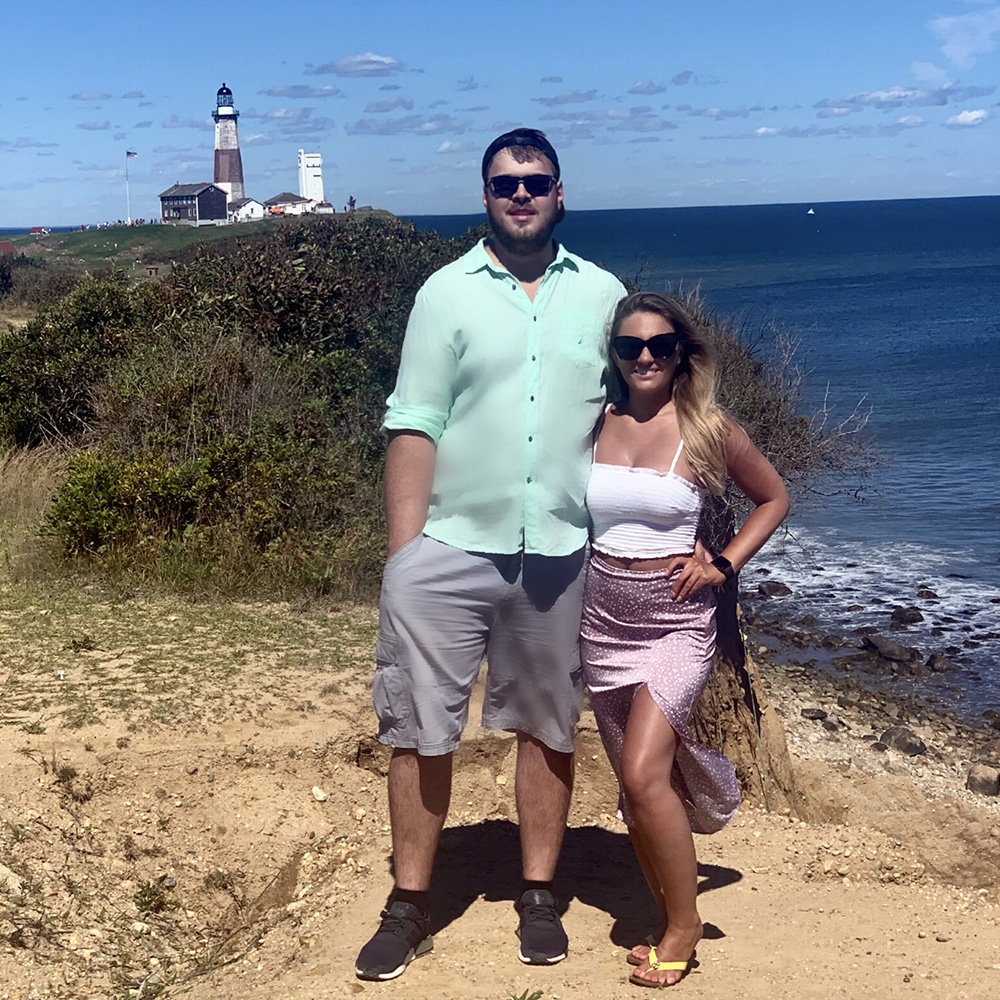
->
<box><xmin>689</xmin><ymin>495</ymin><xmax>804</xmax><ymax>814</ymax></box>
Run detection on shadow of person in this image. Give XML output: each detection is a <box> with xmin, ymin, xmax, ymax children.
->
<box><xmin>383</xmin><ymin>819</ymin><xmax>742</xmax><ymax>944</ymax></box>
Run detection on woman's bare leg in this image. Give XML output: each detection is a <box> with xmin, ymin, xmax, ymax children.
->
<box><xmin>621</xmin><ymin>685</ymin><xmax>703</xmax><ymax>986</ymax></box>
<box><xmin>627</xmin><ymin>824</ymin><xmax>666</xmax><ymax>962</ymax></box>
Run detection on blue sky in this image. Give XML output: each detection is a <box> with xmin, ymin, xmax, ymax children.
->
<box><xmin>1</xmin><ymin>0</ymin><xmax>997</xmax><ymax>227</ymax></box>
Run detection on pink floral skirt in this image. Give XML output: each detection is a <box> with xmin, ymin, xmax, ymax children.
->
<box><xmin>581</xmin><ymin>553</ymin><xmax>741</xmax><ymax>833</ymax></box>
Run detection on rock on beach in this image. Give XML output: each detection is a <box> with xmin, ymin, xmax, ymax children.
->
<box><xmin>880</xmin><ymin>726</ymin><xmax>927</xmax><ymax>756</ymax></box>
<box><xmin>862</xmin><ymin>634</ymin><xmax>920</xmax><ymax>663</ymax></box>
<box><xmin>966</xmin><ymin>764</ymin><xmax>1000</xmax><ymax>797</ymax></box>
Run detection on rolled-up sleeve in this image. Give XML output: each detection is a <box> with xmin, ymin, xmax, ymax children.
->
<box><xmin>382</xmin><ymin>284</ymin><xmax>456</xmax><ymax>443</ymax></box>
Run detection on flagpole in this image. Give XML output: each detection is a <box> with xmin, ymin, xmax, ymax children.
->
<box><xmin>125</xmin><ymin>151</ymin><xmax>132</xmax><ymax>224</ymax></box>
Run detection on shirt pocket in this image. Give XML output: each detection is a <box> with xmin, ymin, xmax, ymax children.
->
<box><xmin>559</xmin><ymin>307</ymin><xmax>609</xmax><ymax>369</ymax></box>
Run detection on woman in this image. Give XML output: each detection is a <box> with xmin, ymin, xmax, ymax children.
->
<box><xmin>581</xmin><ymin>291</ymin><xmax>789</xmax><ymax>988</ymax></box>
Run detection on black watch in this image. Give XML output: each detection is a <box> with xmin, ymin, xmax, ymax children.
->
<box><xmin>711</xmin><ymin>555</ymin><xmax>735</xmax><ymax>583</ymax></box>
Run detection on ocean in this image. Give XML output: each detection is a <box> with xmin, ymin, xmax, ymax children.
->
<box><xmin>407</xmin><ymin>197</ymin><xmax>1000</xmax><ymax>719</ymax></box>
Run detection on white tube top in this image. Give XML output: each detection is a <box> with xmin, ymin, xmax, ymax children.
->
<box><xmin>587</xmin><ymin>455</ymin><xmax>705</xmax><ymax>558</ymax></box>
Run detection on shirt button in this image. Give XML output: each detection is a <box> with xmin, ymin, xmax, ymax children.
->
<box><xmin>526</xmin><ymin>477</ymin><xmax>532</xmax><ymax>484</ymax></box>
<box><xmin>531</xmin><ymin>355</ymin><xmax>536</xmax><ymax>361</ymax></box>
<box><xmin>529</xmin><ymin>395</ymin><xmax>535</xmax><ymax>401</ymax></box>
<box><xmin>528</xmin><ymin>436</ymin><xmax>533</xmax><ymax>442</ymax></box>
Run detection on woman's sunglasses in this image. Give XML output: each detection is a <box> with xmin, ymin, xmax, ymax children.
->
<box><xmin>612</xmin><ymin>333</ymin><xmax>680</xmax><ymax>361</ymax></box>
<box><xmin>486</xmin><ymin>174</ymin><xmax>557</xmax><ymax>199</ymax></box>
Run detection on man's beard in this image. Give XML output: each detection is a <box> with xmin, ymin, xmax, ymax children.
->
<box><xmin>486</xmin><ymin>202</ymin><xmax>558</xmax><ymax>256</ymax></box>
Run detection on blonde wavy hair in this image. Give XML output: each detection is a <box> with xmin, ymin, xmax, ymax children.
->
<box><xmin>609</xmin><ymin>291</ymin><xmax>729</xmax><ymax>495</ymax></box>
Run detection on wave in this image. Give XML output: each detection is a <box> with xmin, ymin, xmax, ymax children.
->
<box><xmin>749</xmin><ymin>526</ymin><xmax>1000</xmax><ymax>715</ymax></box>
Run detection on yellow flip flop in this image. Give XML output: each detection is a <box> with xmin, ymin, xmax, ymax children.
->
<box><xmin>626</xmin><ymin>935</ymin><xmax>657</xmax><ymax>966</ymax></box>
<box><xmin>628</xmin><ymin>945</ymin><xmax>696</xmax><ymax>988</ymax></box>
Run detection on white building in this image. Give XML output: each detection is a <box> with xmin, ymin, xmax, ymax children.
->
<box><xmin>297</xmin><ymin>150</ymin><xmax>324</xmax><ymax>204</ymax></box>
<box><xmin>229</xmin><ymin>197</ymin><xmax>266</xmax><ymax>223</ymax></box>
<box><xmin>264</xmin><ymin>192</ymin><xmax>314</xmax><ymax>216</ymax></box>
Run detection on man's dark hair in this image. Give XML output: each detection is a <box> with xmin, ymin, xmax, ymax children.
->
<box><xmin>481</xmin><ymin>128</ymin><xmax>560</xmax><ymax>181</ymax></box>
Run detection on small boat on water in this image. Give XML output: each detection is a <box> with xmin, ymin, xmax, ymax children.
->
<box><xmin>806</xmin><ymin>208</ymin><xmax>815</xmax><ymax>215</ymax></box>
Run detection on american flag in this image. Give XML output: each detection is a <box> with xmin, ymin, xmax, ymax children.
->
<box><xmin>126</xmin><ymin>150</ymin><xmax>138</xmax><ymax>159</ymax></box>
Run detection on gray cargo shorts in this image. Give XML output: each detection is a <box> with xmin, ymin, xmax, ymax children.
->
<box><xmin>373</xmin><ymin>534</ymin><xmax>587</xmax><ymax>756</ymax></box>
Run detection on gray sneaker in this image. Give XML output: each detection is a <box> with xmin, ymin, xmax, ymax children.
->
<box><xmin>515</xmin><ymin>889</ymin><xmax>568</xmax><ymax>965</ymax></box>
<box><xmin>355</xmin><ymin>900</ymin><xmax>433</xmax><ymax>981</ymax></box>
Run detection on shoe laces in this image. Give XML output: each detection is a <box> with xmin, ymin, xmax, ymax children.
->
<box><xmin>520</xmin><ymin>900</ymin><xmax>560</xmax><ymax>924</ymax></box>
<box><xmin>379</xmin><ymin>907</ymin><xmax>422</xmax><ymax>938</ymax></box>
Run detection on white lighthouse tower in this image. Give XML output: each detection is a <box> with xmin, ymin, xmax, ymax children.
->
<box><xmin>298</xmin><ymin>149</ymin><xmax>324</xmax><ymax>204</ymax></box>
<box><xmin>212</xmin><ymin>83</ymin><xmax>245</xmax><ymax>204</ymax></box>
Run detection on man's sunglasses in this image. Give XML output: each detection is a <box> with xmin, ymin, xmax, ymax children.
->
<box><xmin>612</xmin><ymin>333</ymin><xmax>680</xmax><ymax>361</ymax></box>
<box><xmin>486</xmin><ymin>174</ymin><xmax>557</xmax><ymax>199</ymax></box>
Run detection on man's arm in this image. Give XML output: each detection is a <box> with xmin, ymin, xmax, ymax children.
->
<box><xmin>384</xmin><ymin>429</ymin><xmax>437</xmax><ymax>558</ymax></box>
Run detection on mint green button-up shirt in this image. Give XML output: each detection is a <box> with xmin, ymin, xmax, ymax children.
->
<box><xmin>383</xmin><ymin>239</ymin><xmax>625</xmax><ymax>556</ymax></box>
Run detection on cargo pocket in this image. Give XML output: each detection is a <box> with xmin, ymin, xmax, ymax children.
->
<box><xmin>372</xmin><ymin>631</ymin><xmax>411</xmax><ymax>736</ymax></box>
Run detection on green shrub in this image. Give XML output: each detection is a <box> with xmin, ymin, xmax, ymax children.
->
<box><xmin>167</xmin><ymin>215</ymin><xmax>487</xmax><ymax>440</ymax></box>
<box><xmin>0</xmin><ymin>271</ymin><xmax>170</xmax><ymax>445</ymax></box>
<box><xmin>44</xmin><ymin>434</ymin><xmax>384</xmax><ymax>598</ymax></box>
<box><xmin>0</xmin><ymin>254</ymin><xmax>83</xmax><ymax>309</ymax></box>
<box><xmin>7</xmin><ymin>217</ymin><xmax>869</xmax><ymax>601</ymax></box>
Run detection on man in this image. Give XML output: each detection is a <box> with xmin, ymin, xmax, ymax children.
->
<box><xmin>355</xmin><ymin>128</ymin><xmax>625</xmax><ymax>981</ymax></box>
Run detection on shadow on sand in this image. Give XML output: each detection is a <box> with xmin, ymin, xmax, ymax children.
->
<box><xmin>382</xmin><ymin>819</ymin><xmax>742</xmax><ymax>947</ymax></box>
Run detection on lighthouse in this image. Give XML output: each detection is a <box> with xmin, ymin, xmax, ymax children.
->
<box><xmin>212</xmin><ymin>83</ymin><xmax>245</xmax><ymax>204</ymax></box>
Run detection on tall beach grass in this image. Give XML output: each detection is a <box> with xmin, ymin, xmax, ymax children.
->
<box><xmin>0</xmin><ymin>445</ymin><xmax>65</xmax><ymax>576</ymax></box>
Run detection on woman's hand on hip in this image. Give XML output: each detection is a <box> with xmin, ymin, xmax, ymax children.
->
<box><xmin>664</xmin><ymin>555</ymin><xmax>726</xmax><ymax>601</ymax></box>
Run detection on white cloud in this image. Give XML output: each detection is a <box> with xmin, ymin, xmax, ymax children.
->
<box><xmin>931</xmin><ymin>5</ymin><xmax>1000</xmax><ymax>70</ymax></box>
<box><xmin>910</xmin><ymin>61</ymin><xmax>949</xmax><ymax>85</ymax></box>
<box><xmin>944</xmin><ymin>108</ymin><xmax>990</xmax><ymax>127</ymax></box>
<box><xmin>814</xmin><ymin>82</ymin><xmax>994</xmax><ymax>111</ymax></box>
<box><xmin>534</xmin><ymin>89</ymin><xmax>597</xmax><ymax>107</ymax></box>
<box><xmin>261</xmin><ymin>85</ymin><xmax>341</xmax><ymax>99</ymax></box>
<box><xmin>628</xmin><ymin>81</ymin><xmax>666</xmax><ymax>95</ymax></box>
<box><xmin>346</xmin><ymin>114</ymin><xmax>471</xmax><ymax>136</ymax></box>
<box><xmin>161</xmin><ymin>115</ymin><xmax>213</xmax><ymax>131</ymax></box>
<box><xmin>77</xmin><ymin>120</ymin><xmax>111</xmax><ymax>130</ymax></box>
<box><xmin>310</xmin><ymin>52</ymin><xmax>403</xmax><ymax>77</ymax></box>
<box><xmin>71</xmin><ymin>90</ymin><xmax>111</xmax><ymax>101</ymax></box>
<box><xmin>0</xmin><ymin>136</ymin><xmax>59</xmax><ymax>149</ymax></box>
<box><xmin>364</xmin><ymin>97</ymin><xmax>414</xmax><ymax>113</ymax></box>
<box><xmin>721</xmin><ymin>118</ymin><xmax>928</xmax><ymax>140</ymax></box>
<box><xmin>541</xmin><ymin>106</ymin><xmax>677</xmax><ymax>133</ymax></box>
<box><xmin>263</xmin><ymin>107</ymin><xmax>313</xmax><ymax>121</ymax></box>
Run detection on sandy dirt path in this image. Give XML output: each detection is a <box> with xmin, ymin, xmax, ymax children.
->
<box><xmin>0</xmin><ymin>594</ymin><xmax>997</xmax><ymax>1000</ymax></box>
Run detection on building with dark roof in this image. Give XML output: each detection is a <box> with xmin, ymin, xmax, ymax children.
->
<box><xmin>264</xmin><ymin>192</ymin><xmax>315</xmax><ymax>216</ymax></box>
<box><xmin>228</xmin><ymin>197</ymin><xmax>266</xmax><ymax>223</ymax></box>
<box><xmin>159</xmin><ymin>183</ymin><xmax>228</xmax><ymax>226</ymax></box>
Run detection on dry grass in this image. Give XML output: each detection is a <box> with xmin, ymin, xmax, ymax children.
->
<box><xmin>0</xmin><ymin>584</ymin><xmax>379</xmax><ymax>732</ymax></box>
<box><xmin>0</xmin><ymin>303</ymin><xmax>37</xmax><ymax>331</ymax></box>
<box><xmin>0</xmin><ymin>445</ymin><xmax>66</xmax><ymax>571</ymax></box>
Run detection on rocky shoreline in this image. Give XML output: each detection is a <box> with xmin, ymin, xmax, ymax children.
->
<box><xmin>741</xmin><ymin>581</ymin><xmax>1000</xmax><ymax>815</ymax></box>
